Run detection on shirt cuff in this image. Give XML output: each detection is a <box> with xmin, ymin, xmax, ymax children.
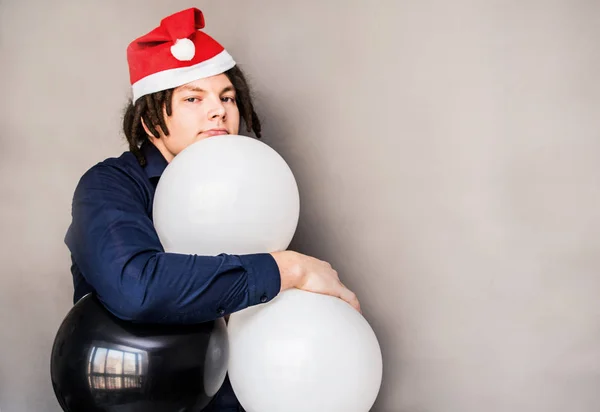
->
<box><xmin>239</xmin><ymin>253</ymin><xmax>281</xmax><ymax>306</ymax></box>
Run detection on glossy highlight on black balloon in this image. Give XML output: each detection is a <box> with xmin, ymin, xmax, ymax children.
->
<box><xmin>50</xmin><ymin>294</ymin><xmax>228</xmax><ymax>412</ymax></box>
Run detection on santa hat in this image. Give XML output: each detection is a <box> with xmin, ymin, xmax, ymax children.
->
<box><xmin>127</xmin><ymin>8</ymin><xmax>236</xmax><ymax>103</ymax></box>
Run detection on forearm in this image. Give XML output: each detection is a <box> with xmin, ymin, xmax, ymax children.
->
<box><xmin>80</xmin><ymin>251</ymin><xmax>280</xmax><ymax>324</ymax></box>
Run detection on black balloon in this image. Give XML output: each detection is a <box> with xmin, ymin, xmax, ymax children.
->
<box><xmin>50</xmin><ymin>294</ymin><xmax>228</xmax><ymax>412</ymax></box>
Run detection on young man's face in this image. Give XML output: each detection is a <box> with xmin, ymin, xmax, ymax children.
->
<box><xmin>145</xmin><ymin>73</ymin><xmax>240</xmax><ymax>162</ymax></box>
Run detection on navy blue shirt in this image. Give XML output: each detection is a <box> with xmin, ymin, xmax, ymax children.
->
<box><xmin>65</xmin><ymin>140</ymin><xmax>280</xmax><ymax>410</ymax></box>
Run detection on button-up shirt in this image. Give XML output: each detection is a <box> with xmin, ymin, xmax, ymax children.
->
<box><xmin>65</xmin><ymin>140</ymin><xmax>280</xmax><ymax>410</ymax></box>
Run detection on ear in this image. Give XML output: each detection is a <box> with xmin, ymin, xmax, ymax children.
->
<box><xmin>140</xmin><ymin>118</ymin><xmax>163</xmax><ymax>142</ymax></box>
<box><xmin>141</xmin><ymin>117</ymin><xmax>159</xmax><ymax>140</ymax></box>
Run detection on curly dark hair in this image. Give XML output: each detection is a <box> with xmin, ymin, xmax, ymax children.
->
<box><xmin>122</xmin><ymin>65</ymin><xmax>262</xmax><ymax>166</ymax></box>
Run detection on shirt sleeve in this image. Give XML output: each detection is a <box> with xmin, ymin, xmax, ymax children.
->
<box><xmin>65</xmin><ymin>164</ymin><xmax>281</xmax><ymax>324</ymax></box>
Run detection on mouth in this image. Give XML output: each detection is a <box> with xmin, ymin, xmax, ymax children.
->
<box><xmin>201</xmin><ymin>128</ymin><xmax>228</xmax><ymax>137</ymax></box>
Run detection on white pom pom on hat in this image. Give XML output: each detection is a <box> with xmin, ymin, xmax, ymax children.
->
<box><xmin>171</xmin><ymin>38</ymin><xmax>196</xmax><ymax>61</ymax></box>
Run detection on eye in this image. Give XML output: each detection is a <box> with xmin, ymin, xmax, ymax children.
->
<box><xmin>222</xmin><ymin>96</ymin><xmax>236</xmax><ymax>103</ymax></box>
<box><xmin>185</xmin><ymin>97</ymin><xmax>201</xmax><ymax>103</ymax></box>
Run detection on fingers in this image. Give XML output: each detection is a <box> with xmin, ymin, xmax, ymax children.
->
<box><xmin>326</xmin><ymin>263</ymin><xmax>360</xmax><ymax>313</ymax></box>
<box><xmin>337</xmin><ymin>283</ymin><xmax>362</xmax><ymax>314</ymax></box>
<box><xmin>300</xmin><ymin>254</ymin><xmax>362</xmax><ymax>313</ymax></box>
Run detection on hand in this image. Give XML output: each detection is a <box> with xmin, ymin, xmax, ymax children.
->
<box><xmin>269</xmin><ymin>250</ymin><xmax>361</xmax><ymax>313</ymax></box>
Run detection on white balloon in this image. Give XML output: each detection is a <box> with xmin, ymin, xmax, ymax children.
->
<box><xmin>227</xmin><ymin>289</ymin><xmax>383</xmax><ymax>412</ymax></box>
<box><xmin>153</xmin><ymin>135</ymin><xmax>300</xmax><ymax>255</ymax></box>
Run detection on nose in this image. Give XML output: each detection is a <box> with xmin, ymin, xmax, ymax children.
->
<box><xmin>207</xmin><ymin>97</ymin><xmax>226</xmax><ymax>120</ymax></box>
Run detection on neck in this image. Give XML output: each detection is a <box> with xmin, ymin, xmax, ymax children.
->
<box><xmin>149</xmin><ymin>138</ymin><xmax>174</xmax><ymax>163</ymax></box>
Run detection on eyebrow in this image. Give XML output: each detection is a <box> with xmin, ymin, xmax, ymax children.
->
<box><xmin>178</xmin><ymin>85</ymin><xmax>236</xmax><ymax>94</ymax></box>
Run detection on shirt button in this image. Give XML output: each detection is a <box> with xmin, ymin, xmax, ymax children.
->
<box><xmin>217</xmin><ymin>307</ymin><xmax>225</xmax><ymax>316</ymax></box>
<box><xmin>260</xmin><ymin>294</ymin><xmax>268</xmax><ymax>303</ymax></box>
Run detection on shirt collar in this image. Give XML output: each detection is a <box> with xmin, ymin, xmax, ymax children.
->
<box><xmin>140</xmin><ymin>140</ymin><xmax>168</xmax><ymax>180</ymax></box>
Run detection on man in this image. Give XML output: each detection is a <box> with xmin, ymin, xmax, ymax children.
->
<box><xmin>65</xmin><ymin>7</ymin><xmax>360</xmax><ymax>411</ymax></box>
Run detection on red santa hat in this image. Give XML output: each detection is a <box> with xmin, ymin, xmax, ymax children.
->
<box><xmin>127</xmin><ymin>8</ymin><xmax>236</xmax><ymax>103</ymax></box>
